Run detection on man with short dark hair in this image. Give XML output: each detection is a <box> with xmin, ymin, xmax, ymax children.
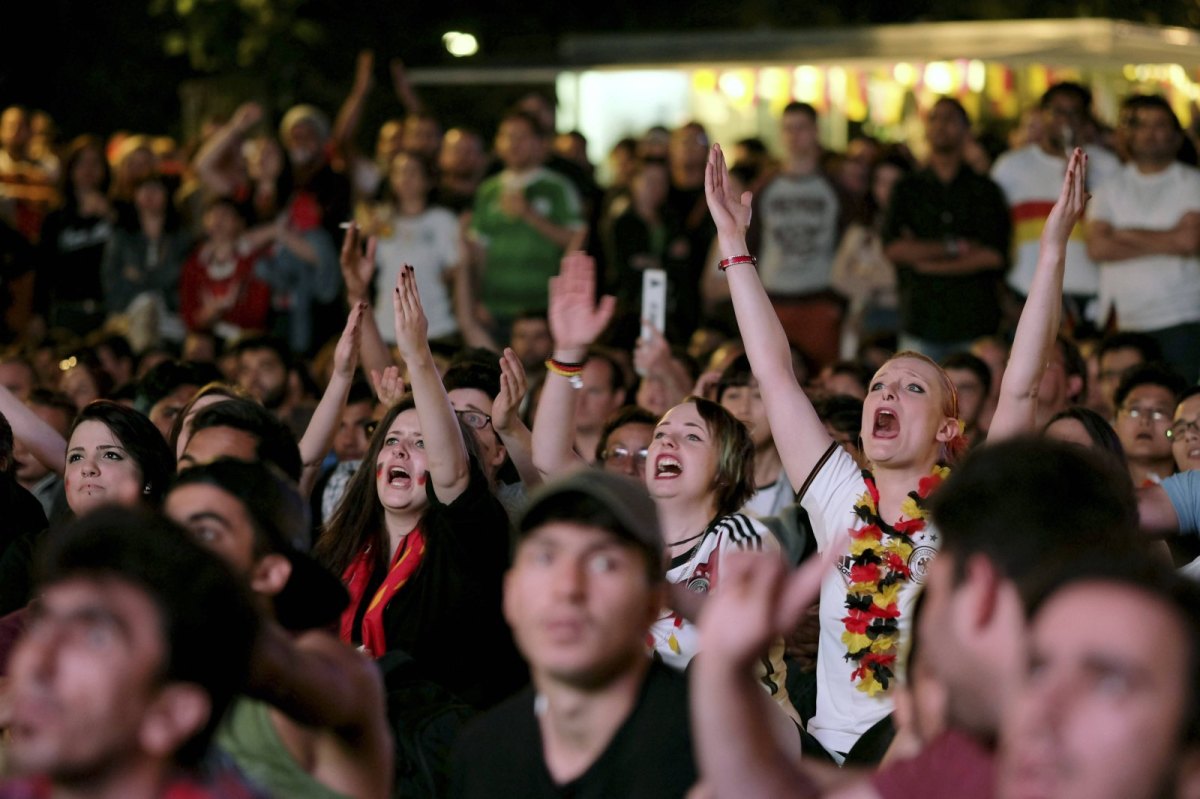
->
<box><xmin>883</xmin><ymin>98</ymin><xmax>1011</xmax><ymax>361</ymax></box>
<box><xmin>167</xmin><ymin>460</ymin><xmax>392</xmax><ymax>799</ymax></box>
<box><xmin>179</xmin><ymin>398</ymin><xmax>303</xmax><ymax>485</ymax></box>
<box><xmin>1112</xmin><ymin>362</ymin><xmax>1187</xmax><ymax>486</ymax></box>
<box><xmin>749</xmin><ymin>102</ymin><xmax>842</xmax><ymax>368</ymax></box>
<box><xmin>2</xmin><ymin>506</ymin><xmax>261</xmax><ymax>798</ymax></box>
<box><xmin>997</xmin><ymin>557</ymin><xmax>1200</xmax><ymax>799</ymax></box>
<box><xmin>450</xmin><ymin>471</ymin><xmax>696</xmax><ymax>798</ymax></box>
<box><xmin>234</xmin><ymin>336</ymin><xmax>291</xmax><ymax>411</ymax></box>
<box><xmin>1087</xmin><ymin>94</ymin><xmax>1200</xmax><ymax>382</ymax></box>
<box><xmin>467</xmin><ymin>110</ymin><xmax>584</xmax><ymax>340</ymax></box>
<box><xmin>1096</xmin><ymin>331</ymin><xmax>1163</xmax><ymax>417</ymax></box>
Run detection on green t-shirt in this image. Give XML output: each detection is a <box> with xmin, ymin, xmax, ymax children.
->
<box><xmin>469</xmin><ymin>168</ymin><xmax>582</xmax><ymax>322</ymax></box>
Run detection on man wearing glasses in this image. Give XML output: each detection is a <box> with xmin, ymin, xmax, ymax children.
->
<box><xmin>1112</xmin><ymin>363</ymin><xmax>1188</xmax><ymax>487</ymax></box>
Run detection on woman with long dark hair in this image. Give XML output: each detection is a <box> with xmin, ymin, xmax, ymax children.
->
<box><xmin>314</xmin><ymin>261</ymin><xmax>523</xmax><ymax>708</ymax></box>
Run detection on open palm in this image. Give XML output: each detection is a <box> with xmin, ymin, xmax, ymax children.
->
<box><xmin>547</xmin><ymin>251</ymin><xmax>616</xmax><ymax>352</ymax></box>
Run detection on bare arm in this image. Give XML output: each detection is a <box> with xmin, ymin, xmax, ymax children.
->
<box><xmin>693</xmin><ymin>551</ymin><xmax>877</xmax><ymax>799</ymax></box>
<box><xmin>1086</xmin><ymin>219</ymin><xmax>1148</xmax><ymax>263</ymax></box>
<box><xmin>193</xmin><ymin>102</ymin><xmax>261</xmax><ymax>197</ymax></box>
<box><xmin>530</xmin><ymin>252</ymin><xmax>616</xmax><ymax>478</ymax></box>
<box><xmin>1139</xmin><ymin>483</ymin><xmax>1181</xmax><ymax>535</ymax></box>
<box><xmin>1111</xmin><ymin>211</ymin><xmax>1200</xmax><ymax>256</ymax></box>
<box><xmin>990</xmin><ymin>148</ymin><xmax>1088</xmax><ymax>441</ymax></box>
<box><xmin>492</xmin><ymin>348</ymin><xmax>542</xmax><ymax>489</ymax></box>
<box><xmin>331</xmin><ymin>51</ymin><xmax>374</xmax><ymax>165</ymax></box>
<box><xmin>704</xmin><ymin>144</ymin><xmax>832</xmax><ymax>489</ymax></box>
<box><xmin>389</xmin><ymin>58</ymin><xmax>427</xmax><ymax>117</ymax></box>
<box><xmin>0</xmin><ymin>385</ymin><xmax>65</xmax><ymax>477</ymax></box>
<box><xmin>454</xmin><ymin>239</ymin><xmax>499</xmax><ymax>350</ymax></box>
<box><xmin>298</xmin><ymin>303</ymin><xmax>365</xmax><ymax>496</ymax></box>
<box><xmin>339</xmin><ymin>224</ymin><xmax>393</xmax><ymax>381</ymax></box>
<box><xmin>908</xmin><ymin>243</ymin><xmax>1005</xmax><ymax>276</ymax></box>
<box><xmin>248</xmin><ymin>623</ymin><xmax>392</xmax><ymax>799</ymax></box>
<box><xmin>394</xmin><ymin>264</ymin><xmax>470</xmax><ymax>502</ymax></box>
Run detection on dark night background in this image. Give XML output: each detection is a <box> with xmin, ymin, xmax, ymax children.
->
<box><xmin>3</xmin><ymin>0</ymin><xmax>1197</xmax><ymax>143</ymax></box>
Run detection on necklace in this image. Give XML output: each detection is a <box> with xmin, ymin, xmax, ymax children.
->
<box><xmin>842</xmin><ymin>464</ymin><xmax>948</xmax><ymax>696</ymax></box>
<box><xmin>665</xmin><ymin>528</ymin><xmax>708</xmax><ymax>549</ymax></box>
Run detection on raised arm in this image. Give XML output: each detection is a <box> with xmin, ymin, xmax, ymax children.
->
<box><xmin>530</xmin><ymin>252</ymin><xmax>615</xmax><ymax>477</ymax></box>
<box><xmin>298</xmin><ymin>303</ymin><xmax>365</xmax><ymax>496</ymax></box>
<box><xmin>693</xmin><ymin>551</ymin><xmax>866</xmax><ymax>799</ymax></box>
<box><xmin>331</xmin><ymin>51</ymin><xmax>375</xmax><ymax>167</ymax></box>
<box><xmin>0</xmin><ymin>385</ymin><xmax>66</xmax><ymax>477</ymax></box>
<box><xmin>340</xmin><ymin>223</ymin><xmax>393</xmax><ymax>382</ymax></box>
<box><xmin>989</xmin><ymin>148</ymin><xmax>1088</xmax><ymax>441</ymax></box>
<box><xmin>394</xmin><ymin>263</ymin><xmax>470</xmax><ymax>502</ymax></box>
<box><xmin>492</xmin><ymin>347</ymin><xmax>541</xmax><ymax>489</ymax></box>
<box><xmin>704</xmin><ymin>144</ymin><xmax>832</xmax><ymax>487</ymax></box>
<box><xmin>193</xmin><ymin>102</ymin><xmax>262</xmax><ymax>198</ymax></box>
<box><xmin>248</xmin><ymin>624</ymin><xmax>391</xmax><ymax>796</ymax></box>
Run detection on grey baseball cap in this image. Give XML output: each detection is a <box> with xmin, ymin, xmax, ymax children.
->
<box><xmin>518</xmin><ymin>469</ymin><xmax>663</xmax><ymax>559</ymax></box>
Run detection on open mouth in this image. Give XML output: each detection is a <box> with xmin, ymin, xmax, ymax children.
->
<box><xmin>387</xmin><ymin>466</ymin><xmax>411</xmax><ymax>485</ymax></box>
<box><xmin>872</xmin><ymin>408</ymin><xmax>899</xmax><ymax>438</ymax></box>
<box><xmin>654</xmin><ymin>455</ymin><xmax>682</xmax><ymax>478</ymax></box>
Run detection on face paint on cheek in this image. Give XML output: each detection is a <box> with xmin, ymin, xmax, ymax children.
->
<box><xmin>376</xmin><ymin>463</ymin><xmax>385</xmax><ymax>479</ymax></box>
<box><xmin>416</xmin><ymin>473</ymin><xmax>427</xmax><ymax>486</ymax></box>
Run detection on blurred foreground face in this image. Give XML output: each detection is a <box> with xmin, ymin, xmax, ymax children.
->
<box><xmin>8</xmin><ymin>578</ymin><xmax>170</xmax><ymax>780</ymax></box>
<box><xmin>503</xmin><ymin>522</ymin><xmax>656</xmax><ymax>687</ymax></box>
<box><xmin>998</xmin><ymin>583</ymin><xmax>1192</xmax><ymax>799</ymax></box>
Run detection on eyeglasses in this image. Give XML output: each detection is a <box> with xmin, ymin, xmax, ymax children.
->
<box><xmin>1167</xmin><ymin>419</ymin><xmax>1200</xmax><ymax>441</ymax></box>
<box><xmin>600</xmin><ymin>446</ymin><xmax>649</xmax><ymax>467</ymax></box>
<box><xmin>455</xmin><ymin>409</ymin><xmax>493</xmax><ymax>430</ymax></box>
<box><xmin>1121</xmin><ymin>406</ymin><xmax>1170</xmax><ymax>423</ymax></box>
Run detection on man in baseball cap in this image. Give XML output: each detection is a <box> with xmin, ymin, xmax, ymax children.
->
<box><xmin>450</xmin><ymin>470</ymin><xmax>698</xmax><ymax>798</ymax></box>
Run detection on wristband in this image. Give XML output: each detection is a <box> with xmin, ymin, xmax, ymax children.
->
<box><xmin>545</xmin><ymin>358</ymin><xmax>585</xmax><ymax>389</ymax></box>
<box><xmin>717</xmin><ymin>254</ymin><xmax>757</xmax><ymax>272</ymax></box>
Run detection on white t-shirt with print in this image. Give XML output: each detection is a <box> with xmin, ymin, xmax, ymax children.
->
<box><xmin>373</xmin><ymin>206</ymin><xmax>463</xmax><ymax>341</ymax></box>
<box><xmin>1087</xmin><ymin>161</ymin><xmax>1200</xmax><ymax>331</ymax></box>
<box><xmin>801</xmin><ymin>444</ymin><xmax>940</xmax><ymax>755</ymax></box>
<box><xmin>651</xmin><ymin>512</ymin><xmax>798</xmax><ymax>720</ymax></box>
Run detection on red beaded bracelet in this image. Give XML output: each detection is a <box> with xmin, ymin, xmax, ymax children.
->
<box><xmin>718</xmin><ymin>254</ymin><xmax>757</xmax><ymax>272</ymax></box>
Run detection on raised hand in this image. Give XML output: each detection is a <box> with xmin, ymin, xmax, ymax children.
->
<box><xmin>704</xmin><ymin>143</ymin><xmax>753</xmax><ymax>246</ymax></box>
<box><xmin>370</xmin><ymin>365</ymin><xmax>406</xmax><ymax>407</ymax></box>
<box><xmin>392</xmin><ymin>264</ymin><xmax>429</xmax><ymax>360</ymax></box>
<box><xmin>1042</xmin><ymin>147</ymin><xmax>1089</xmax><ymax>249</ymax></box>
<box><xmin>634</xmin><ymin>323</ymin><xmax>671</xmax><ymax>376</ymax></box>
<box><xmin>492</xmin><ymin>348</ymin><xmax>528</xmax><ymax>434</ymax></box>
<box><xmin>332</xmin><ymin>302</ymin><xmax>366</xmax><ymax>379</ymax></box>
<box><xmin>352</xmin><ymin>50</ymin><xmax>375</xmax><ymax>93</ymax></box>
<box><xmin>339</xmin><ymin>223</ymin><xmax>377</xmax><ymax>304</ymax></box>
<box><xmin>231</xmin><ymin>102</ymin><xmax>264</xmax><ymax>133</ymax></box>
<box><xmin>547</xmin><ymin>251</ymin><xmax>616</xmax><ymax>354</ymax></box>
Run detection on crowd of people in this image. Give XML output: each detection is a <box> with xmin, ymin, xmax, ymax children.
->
<box><xmin>0</xmin><ymin>50</ymin><xmax>1198</xmax><ymax>798</ymax></box>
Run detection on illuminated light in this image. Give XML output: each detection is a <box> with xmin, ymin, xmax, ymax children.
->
<box><xmin>59</xmin><ymin>356</ymin><xmax>77</xmax><ymax>372</ymax></box>
<box><xmin>442</xmin><ymin>31</ymin><xmax>479</xmax><ymax>58</ymax></box>
<box><xmin>758</xmin><ymin>67</ymin><xmax>788</xmax><ymax>101</ymax></box>
<box><xmin>1123</xmin><ymin>64</ymin><xmax>1138</xmax><ymax>81</ymax></box>
<box><xmin>828</xmin><ymin>66</ymin><xmax>848</xmax><ymax>106</ymax></box>
<box><xmin>1170</xmin><ymin>64</ymin><xmax>1190</xmax><ymax>89</ymax></box>
<box><xmin>793</xmin><ymin>65</ymin><xmax>823</xmax><ymax>103</ymax></box>
<box><xmin>924</xmin><ymin>61</ymin><xmax>955</xmax><ymax>94</ymax></box>
<box><xmin>893</xmin><ymin>62</ymin><xmax>918</xmax><ymax>88</ymax></box>
<box><xmin>1135</xmin><ymin>64</ymin><xmax>1151</xmax><ymax>81</ymax></box>
<box><xmin>692</xmin><ymin>69</ymin><xmax>718</xmax><ymax>93</ymax></box>
<box><xmin>967</xmin><ymin>60</ymin><xmax>986</xmax><ymax>93</ymax></box>
<box><xmin>718</xmin><ymin>71</ymin><xmax>749</xmax><ymax>101</ymax></box>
